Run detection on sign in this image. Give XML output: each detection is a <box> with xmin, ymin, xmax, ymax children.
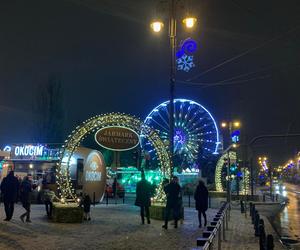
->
<box><xmin>7</xmin><ymin>144</ymin><xmax>60</xmax><ymax>161</ymax></box>
<box><xmin>95</xmin><ymin>126</ymin><xmax>140</xmax><ymax>151</ymax></box>
<box><xmin>83</xmin><ymin>150</ymin><xmax>106</xmax><ymax>202</ymax></box>
<box><xmin>231</xmin><ymin>130</ymin><xmax>240</xmax><ymax>143</ymax></box>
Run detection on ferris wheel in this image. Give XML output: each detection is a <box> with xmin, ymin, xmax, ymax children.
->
<box><xmin>142</xmin><ymin>98</ymin><xmax>220</xmax><ymax>168</ymax></box>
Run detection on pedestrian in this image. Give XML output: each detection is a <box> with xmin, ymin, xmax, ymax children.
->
<box><xmin>83</xmin><ymin>194</ymin><xmax>91</xmax><ymax>220</ymax></box>
<box><xmin>41</xmin><ymin>188</ymin><xmax>59</xmax><ymax>218</ymax></box>
<box><xmin>0</xmin><ymin>170</ymin><xmax>19</xmax><ymax>221</ymax></box>
<box><xmin>162</xmin><ymin>176</ymin><xmax>181</xmax><ymax>229</ymax></box>
<box><xmin>194</xmin><ymin>180</ymin><xmax>208</xmax><ymax>228</ymax></box>
<box><xmin>20</xmin><ymin>175</ymin><xmax>32</xmax><ymax>223</ymax></box>
<box><xmin>112</xmin><ymin>177</ymin><xmax>117</xmax><ymax>198</ymax></box>
<box><xmin>135</xmin><ymin>170</ymin><xmax>152</xmax><ymax>224</ymax></box>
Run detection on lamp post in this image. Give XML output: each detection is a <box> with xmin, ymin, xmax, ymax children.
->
<box><xmin>221</xmin><ymin>120</ymin><xmax>241</xmax><ymax>202</ymax></box>
<box><xmin>150</xmin><ymin>1</ymin><xmax>197</xmax><ymax>175</ymax></box>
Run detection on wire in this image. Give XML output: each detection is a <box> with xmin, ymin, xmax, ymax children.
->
<box><xmin>178</xmin><ymin>75</ymin><xmax>271</xmax><ymax>88</ymax></box>
<box><xmin>186</xmin><ymin>25</ymin><xmax>300</xmax><ymax>82</ymax></box>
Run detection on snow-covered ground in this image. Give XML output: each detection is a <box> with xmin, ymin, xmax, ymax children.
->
<box><xmin>0</xmin><ymin>204</ymin><xmax>217</xmax><ymax>250</ymax></box>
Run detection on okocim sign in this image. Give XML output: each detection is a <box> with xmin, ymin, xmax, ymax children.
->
<box><xmin>95</xmin><ymin>126</ymin><xmax>140</xmax><ymax>151</ymax></box>
<box><xmin>4</xmin><ymin>144</ymin><xmax>60</xmax><ymax>161</ymax></box>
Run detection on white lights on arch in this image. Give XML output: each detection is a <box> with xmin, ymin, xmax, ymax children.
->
<box><xmin>57</xmin><ymin>113</ymin><xmax>171</xmax><ymax>203</ymax></box>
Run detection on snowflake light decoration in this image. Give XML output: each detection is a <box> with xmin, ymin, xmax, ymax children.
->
<box><xmin>176</xmin><ymin>53</ymin><xmax>195</xmax><ymax>72</ymax></box>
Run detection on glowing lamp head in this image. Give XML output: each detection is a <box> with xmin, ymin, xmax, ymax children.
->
<box><xmin>150</xmin><ymin>21</ymin><xmax>164</xmax><ymax>33</ymax></box>
<box><xmin>183</xmin><ymin>17</ymin><xmax>197</xmax><ymax>28</ymax></box>
<box><xmin>221</xmin><ymin>122</ymin><xmax>227</xmax><ymax>128</ymax></box>
<box><xmin>233</xmin><ymin>121</ymin><xmax>241</xmax><ymax>128</ymax></box>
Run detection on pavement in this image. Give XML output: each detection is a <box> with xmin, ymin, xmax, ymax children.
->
<box><xmin>0</xmin><ymin>202</ymin><xmax>285</xmax><ymax>250</ymax></box>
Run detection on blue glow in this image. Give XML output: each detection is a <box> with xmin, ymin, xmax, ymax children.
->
<box><xmin>176</xmin><ymin>38</ymin><xmax>197</xmax><ymax>58</ymax></box>
<box><xmin>144</xmin><ymin>98</ymin><xmax>220</xmax><ymax>155</ymax></box>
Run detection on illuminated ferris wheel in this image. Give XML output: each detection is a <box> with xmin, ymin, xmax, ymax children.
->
<box><xmin>142</xmin><ymin>98</ymin><xmax>220</xmax><ymax>168</ymax></box>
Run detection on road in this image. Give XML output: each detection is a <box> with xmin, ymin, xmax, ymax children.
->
<box><xmin>271</xmin><ymin>183</ymin><xmax>300</xmax><ymax>249</ymax></box>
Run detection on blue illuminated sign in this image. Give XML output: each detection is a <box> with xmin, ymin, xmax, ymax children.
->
<box><xmin>176</xmin><ymin>38</ymin><xmax>197</xmax><ymax>72</ymax></box>
<box><xmin>231</xmin><ymin>130</ymin><xmax>240</xmax><ymax>143</ymax></box>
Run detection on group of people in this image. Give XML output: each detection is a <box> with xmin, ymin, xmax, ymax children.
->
<box><xmin>0</xmin><ymin>171</ymin><xmax>33</xmax><ymax>222</ymax></box>
<box><xmin>0</xmin><ymin>170</ymin><xmax>64</xmax><ymax>222</ymax></box>
<box><xmin>135</xmin><ymin>171</ymin><xmax>209</xmax><ymax>229</ymax></box>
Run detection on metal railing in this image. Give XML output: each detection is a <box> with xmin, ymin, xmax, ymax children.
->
<box><xmin>196</xmin><ymin>201</ymin><xmax>230</xmax><ymax>250</ymax></box>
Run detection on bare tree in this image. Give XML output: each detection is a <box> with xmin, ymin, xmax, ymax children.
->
<box><xmin>32</xmin><ymin>75</ymin><xmax>65</xmax><ymax>143</ymax></box>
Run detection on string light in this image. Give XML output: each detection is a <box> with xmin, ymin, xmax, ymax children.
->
<box><xmin>57</xmin><ymin>113</ymin><xmax>171</xmax><ymax>203</ymax></box>
<box><xmin>215</xmin><ymin>151</ymin><xmax>250</xmax><ymax>194</ymax></box>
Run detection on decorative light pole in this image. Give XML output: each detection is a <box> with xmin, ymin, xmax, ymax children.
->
<box><xmin>150</xmin><ymin>0</ymin><xmax>197</xmax><ymax>175</ymax></box>
<box><xmin>221</xmin><ymin>120</ymin><xmax>241</xmax><ymax>202</ymax></box>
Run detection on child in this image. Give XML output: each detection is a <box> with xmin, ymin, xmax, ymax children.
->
<box><xmin>83</xmin><ymin>194</ymin><xmax>91</xmax><ymax>221</ymax></box>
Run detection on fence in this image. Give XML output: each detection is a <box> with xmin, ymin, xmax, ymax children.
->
<box><xmin>196</xmin><ymin>201</ymin><xmax>230</xmax><ymax>250</ymax></box>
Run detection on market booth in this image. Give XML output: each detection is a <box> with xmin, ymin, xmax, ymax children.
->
<box><xmin>0</xmin><ymin>144</ymin><xmax>106</xmax><ymax>205</ymax></box>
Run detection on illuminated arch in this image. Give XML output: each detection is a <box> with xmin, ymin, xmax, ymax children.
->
<box><xmin>215</xmin><ymin>151</ymin><xmax>250</xmax><ymax>194</ymax></box>
<box><xmin>57</xmin><ymin>113</ymin><xmax>171</xmax><ymax>202</ymax></box>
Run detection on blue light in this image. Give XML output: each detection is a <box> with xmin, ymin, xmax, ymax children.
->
<box><xmin>176</xmin><ymin>38</ymin><xmax>197</xmax><ymax>58</ymax></box>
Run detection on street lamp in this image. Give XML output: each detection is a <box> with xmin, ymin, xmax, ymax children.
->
<box><xmin>150</xmin><ymin>1</ymin><xmax>197</xmax><ymax>175</ymax></box>
<box><xmin>221</xmin><ymin>120</ymin><xmax>241</xmax><ymax>202</ymax></box>
<box><xmin>150</xmin><ymin>21</ymin><xmax>164</xmax><ymax>33</ymax></box>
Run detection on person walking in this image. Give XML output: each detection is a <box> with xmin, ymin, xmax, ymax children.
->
<box><xmin>0</xmin><ymin>170</ymin><xmax>19</xmax><ymax>221</ymax></box>
<box><xmin>162</xmin><ymin>176</ymin><xmax>181</xmax><ymax>229</ymax></box>
<box><xmin>20</xmin><ymin>175</ymin><xmax>32</xmax><ymax>223</ymax></box>
<box><xmin>194</xmin><ymin>180</ymin><xmax>208</xmax><ymax>228</ymax></box>
<box><xmin>83</xmin><ymin>194</ymin><xmax>91</xmax><ymax>221</ymax></box>
<box><xmin>135</xmin><ymin>170</ymin><xmax>152</xmax><ymax>224</ymax></box>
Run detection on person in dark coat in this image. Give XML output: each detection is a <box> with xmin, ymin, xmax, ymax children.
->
<box><xmin>0</xmin><ymin>170</ymin><xmax>19</xmax><ymax>221</ymax></box>
<box><xmin>83</xmin><ymin>194</ymin><xmax>91</xmax><ymax>220</ymax></box>
<box><xmin>135</xmin><ymin>170</ymin><xmax>152</xmax><ymax>224</ymax></box>
<box><xmin>112</xmin><ymin>177</ymin><xmax>117</xmax><ymax>198</ymax></box>
<box><xmin>194</xmin><ymin>180</ymin><xmax>208</xmax><ymax>228</ymax></box>
<box><xmin>162</xmin><ymin>176</ymin><xmax>181</xmax><ymax>229</ymax></box>
<box><xmin>20</xmin><ymin>175</ymin><xmax>32</xmax><ymax>223</ymax></box>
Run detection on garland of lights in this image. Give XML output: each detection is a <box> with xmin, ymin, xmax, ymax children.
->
<box><xmin>56</xmin><ymin>113</ymin><xmax>171</xmax><ymax>203</ymax></box>
<box><xmin>215</xmin><ymin>151</ymin><xmax>250</xmax><ymax>194</ymax></box>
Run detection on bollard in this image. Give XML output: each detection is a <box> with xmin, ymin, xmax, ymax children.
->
<box><xmin>93</xmin><ymin>192</ymin><xmax>96</xmax><ymax>207</ymax></box>
<box><xmin>208</xmin><ymin>196</ymin><xmax>211</xmax><ymax>208</ymax></box>
<box><xmin>249</xmin><ymin>202</ymin><xmax>253</xmax><ymax>217</ymax></box>
<box><xmin>259</xmin><ymin>219</ymin><xmax>266</xmax><ymax>249</ymax></box>
<box><xmin>123</xmin><ymin>194</ymin><xmax>125</xmax><ymax>204</ymax></box>
<box><xmin>240</xmin><ymin>200</ymin><xmax>245</xmax><ymax>213</ymax></box>
<box><xmin>252</xmin><ymin>204</ymin><xmax>256</xmax><ymax>218</ymax></box>
<box><xmin>106</xmin><ymin>191</ymin><xmax>109</xmax><ymax>205</ymax></box>
<box><xmin>266</xmin><ymin>234</ymin><xmax>274</xmax><ymax>250</ymax></box>
<box><xmin>252</xmin><ymin>208</ymin><xmax>257</xmax><ymax>224</ymax></box>
<box><xmin>263</xmin><ymin>194</ymin><xmax>266</xmax><ymax>202</ymax></box>
<box><xmin>188</xmin><ymin>194</ymin><xmax>191</xmax><ymax>208</ymax></box>
<box><xmin>254</xmin><ymin>212</ymin><xmax>260</xmax><ymax>236</ymax></box>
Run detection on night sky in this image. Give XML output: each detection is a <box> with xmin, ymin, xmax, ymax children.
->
<box><xmin>0</xmin><ymin>0</ymin><xmax>300</xmax><ymax>165</ymax></box>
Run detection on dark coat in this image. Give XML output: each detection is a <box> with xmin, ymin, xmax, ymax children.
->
<box><xmin>135</xmin><ymin>179</ymin><xmax>152</xmax><ymax>207</ymax></box>
<box><xmin>20</xmin><ymin>179</ymin><xmax>32</xmax><ymax>204</ymax></box>
<box><xmin>164</xmin><ymin>182</ymin><xmax>181</xmax><ymax>208</ymax></box>
<box><xmin>0</xmin><ymin>173</ymin><xmax>19</xmax><ymax>202</ymax></box>
<box><xmin>83</xmin><ymin>195</ymin><xmax>91</xmax><ymax>213</ymax></box>
<box><xmin>194</xmin><ymin>184</ymin><xmax>209</xmax><ymax>212</ymax></box>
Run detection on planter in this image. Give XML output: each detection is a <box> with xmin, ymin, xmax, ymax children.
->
<box><xmin>52</xmin><ymin>202</ymin><xmax>84</xmax><ymax>223</ymax></box>
<box><xmin>149</xmin><ymin>203</ymin><xmax>184</xmax><ymax>221</ymax></box>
